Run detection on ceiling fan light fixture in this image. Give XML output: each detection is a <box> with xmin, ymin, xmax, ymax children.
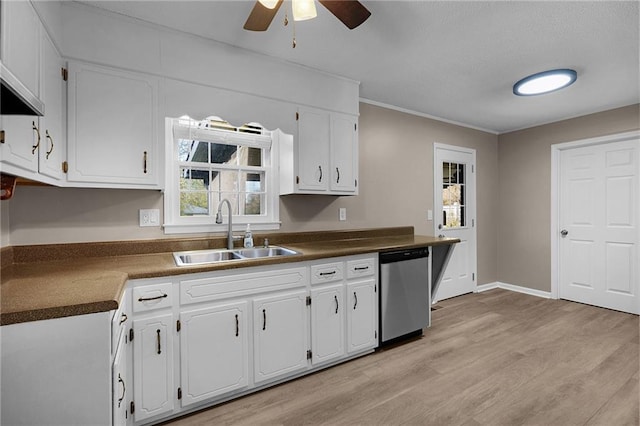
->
<box><xmin>258</xmin><ymin>0</ymin><xmax>279</xmax><ymax>9</ymax></box>
<box><xmin>292</xmin><ymin>0</ymin><xmax>317</xmax><ymax>21</ymax></box>
<box><xmin>513</xmin><ymin>69</ymin><xmax>577</xmax><ymax>96</ymax></box>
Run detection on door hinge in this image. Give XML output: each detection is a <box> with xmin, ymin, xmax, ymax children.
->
<box><xmin>472</xmin><ymin>165</ymin><xmax>475</xmax><ymax>173</ymax></box>
<box><xmin>306</xmin><ymin>296</ymin><xmax>311</xmax><ymax>306</ymax></box>
<box><xmin>354</xmin><ymin>123</ymin><xmax>357</xmax><ymax>131</ymax></box>
<box><xmin>306</xmin><ymin>350</ymin><xmax>312</xmax><ymax>360</ymax></box>
<box><xmin>62</xmin><ymin>161</ymin><xmax>68</xmax><ymax>173</ymax></box>
<box><xmin>472</xmin><ymin>219</ymin><xmax>475</xmax><ymax>227</ymax></box>
<box><xmin>472</xmin><ymin>273</ymin><xmax>475</xmax><ymax>281</ymax></box>
<box><xmin>296</xmin><ymin>175</ymin><xmax>300</xmax><ymax>184</ymax></box>
<box><xmin>129</xmin><ymin>328</ymin><xmax>134</xmax><ymax>342</ymax></box>
<box><xmin>61</xmin><ymin>67</ymin><xmax>68</xmax><ymax>81</ymax></box>
<box><xmin>374</xmin><ymin>284</ymin><xmax>377</xmax><ymax>293</ymax></box>
<box><xmin>176</xmin><ymin>320</ymin><xmax>181</xmax><ymax>332</ymax></box>
<box><xmin>355</xmin><ymin>179</ymin><xmax>358</xmax><ymax>187</ymax></box>
<box><xmin>375</xmin><ymin>330</ymin><xmax>377</xmax><ymax>339</ymax></box>
<box><xmin>130</xmin><ymin>401</ymin><xmax>135</xmax><ymax>414</ymax></box>
<box><xmin>295</xmin><ymin>112</ymin><xmax>299</xmax><ymax>121</ymax></box>
<box><xmin>0</xmin><ymin>130</ymin><xmax>5</xmax><ymax>144</ymax></box>
<box><xmin>177</xmin><ymin>387</ymin><xmax>182</xmax><ymax>400</ymax></box>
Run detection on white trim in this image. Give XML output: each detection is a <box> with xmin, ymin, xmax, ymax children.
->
<box><xmin>359</xmin><ymin>98</ymin><xmax>498</xmax><ymax>135</ymax></box>
<box><xmin>476</xmin><ymin>282</ymin><xmax>551</xmax><ymax>299</ymax></box>
<box><xmin>550</xmin><ymin>130</ymin><xmax>640</xmax><ymax>302</ymax></box>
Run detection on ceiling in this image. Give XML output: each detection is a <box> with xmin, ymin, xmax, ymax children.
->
<box><xmin>80</xmin><ymin>1</ymin><xmax>639</xmax><ymax>134</ymax></box>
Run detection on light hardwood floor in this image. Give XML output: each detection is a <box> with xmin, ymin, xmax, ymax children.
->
<box><xmin>162</xmin><ymin>289</ymin><xmax>639</xmax><ymax>426</ymax></box>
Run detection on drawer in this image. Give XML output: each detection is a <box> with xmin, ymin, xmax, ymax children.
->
<box><xmin>111</xmin><ymin>289</ymin><xmax>130</xmax><ymax>354</ymax></box>
<box><xmin>311</xmin><ymin>262</ymin><xmax>344</xmax><ymax>285</ymax></box>
<box><xmin>346</xmin><ymin>257</ymin><xmax>376</xmax><ymax>279</ymax></box>
<box><xmin>132</xmin><ymin>282</ymin><xmax>173</xmax><ymax>313</ymax></box>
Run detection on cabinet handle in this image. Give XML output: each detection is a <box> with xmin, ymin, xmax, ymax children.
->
<box><xmin>319</xmin><ymin>271</ymin><xmax>336</xmax><ymax>276</ymax></box>
<box><xmin>336</xmin><ymin>167</ymin><xmax>340</xmax><ymax>183</ymax></box>
<box><xmin>156</xmin><ymin>329</ymin><xmax>161</xmax><ymax>355</ymax></box>
<box><xmin>31</xmin><ymin>121</ymin><xmax>40</xmax><ymax>154</ymax></box>
<box><xmin>117</xmin><ymin>374</ymin><xmax>126</xmax><ymax>408</ymax></box>
<box><xmin>353</xmin><ymin>291</ymin><xmax>358</xmax><ymax>310</ymax></box>
<box><xmin>354</xmin><ymin>266</ymin><xmax>369</xmax><ymax>271</ymax></box>
<box><xmin>235</xmin><ymin>314</ymin><xmax>239</xmax><ymax>337</ymax></box>
<box><xmin>119</xmin><ymin>312</ymin><xmax>128</xmax><ymax>325</ymax></box>
<box><xmin>143</xmin><ymin>151</ymin><xmax>148</xmax><ymax>174</ymax></box>
<box><xmin>138</xmin><ymin>293</ymin><xmax>167</xmax><ymax>302</ymax></box>
<box><xmin>262</xmin><ymin>309</ymin><xmax>266</xmax><ymax>331</ymax></box>
<box><xmin>45</xmin><ymin>130</ymin><xmax>54</xmax><ymax>159</ymax></box>
<box><xmin>318</xmin><ymin>165</ymin><xmax>323</xmax><ymax>182</ymax></box>
<box><xmin>335</xmin><ymin>295</ymin><xmax>339</xmax><ymax>314</ymax></box>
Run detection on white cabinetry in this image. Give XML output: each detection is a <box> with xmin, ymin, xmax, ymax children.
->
<box><xmin>66</xmin><ymin>61</ymin><xmax>160</xmax><ymax>189</ymax></box>
<box><xmin>131</xmin><ymin>282</ymin><xmax>175</xmax><ymax>423</ymax></box>
<box><xmin>280</xmin><ymin>107</ymin><xmax>358</xmax><ymax>195</ymax></box>
<box><xmin>0</xmin><ymin>1</ymin><xmax>65</xmax><ymax>184</ymax></box>
<box><xmin>180</xmin><ymin>301</ymin><xmax>249</xmax><ymax>407</ymax></box>
<box><xmin>346</xmin><ymin>257</ymin><xmax>378</xmax><ymax>353</ymax></box>
<box><xmin>310</xmin><ymin>283</ymin><xmax>345</xmax><ymax>364</ymax></box>
<box><xmin>253</xmin><ymin>289</ymin><xmax>309</xmax><ymax>384</ymax></box>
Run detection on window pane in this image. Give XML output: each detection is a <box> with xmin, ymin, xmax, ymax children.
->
<box><xmin>442</xmin><ymin>162</ymin><xmax>466</xmax><ymax>229</ymax></box>
<box><xmin>443</xmin><ymin>162</ymin><xmax>450</xmax><ymax>184</ymax></box>
<box><xmin>178</xmin><ymin>140</ymin><xmax>208</xmax><ymax>163</ymax></box>
<box><xmin>238</xmin><ymin>146</ymin><xmax>262</xmax><ymax>167</ymax></box>
<box><xmin>243</xmin><ymin>192</ymin><xmax>264</xmax><ymax>215</ymax></box>
<box><xmin>242</xmin><ymin>172</ymin><xmax>264</xmax><ymax>192</ymax></box>
<box><xmin>180</xmin><ymin>168</ymin><xmax>210</xmax><ymax>190</ymax></box>
<box><xmin>210</xmin><ymin>143</ymin><xmax>238</xmax><ymax>165</ymax></box>
<box><xmin>180</xmin><ymin>191</ymin><xmax>209</xmax><ymax>216</ymax></box>
<box><xmin>212</xmin><ymin>193</ymin><xmax>239</xmax><ymax>216</ymax></box>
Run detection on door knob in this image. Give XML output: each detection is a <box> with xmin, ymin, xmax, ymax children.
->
<box><xmin>560</xmin><ymin>229</ymin><xmax>569</xmax><ymax>237</ymax></box>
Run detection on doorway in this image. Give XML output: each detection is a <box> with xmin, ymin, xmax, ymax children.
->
<box><xmin>552</xmin><ymin>131</ymin><xmax>640</xmax><ymax>314</ymax></box>
<box><xmin>433</xmin><ymin>143</ymin><xmax>477</xmax><ymax>302</ymax></box>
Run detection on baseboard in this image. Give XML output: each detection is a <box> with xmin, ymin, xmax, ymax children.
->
<box><xmin>475</xmin><ymin>281</ymin><xmax>552</xmax><ymax>299</ymax></box>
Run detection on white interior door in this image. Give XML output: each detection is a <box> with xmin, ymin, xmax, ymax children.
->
<box><xmin>433</xmin><ymin>144</ymin><xmax>477</xmax><ymax>301</ymax></box>
<box><xmin>559</xmin><ymin>138</ymin><xmax>639</xmax><ymax>314</ymax></box>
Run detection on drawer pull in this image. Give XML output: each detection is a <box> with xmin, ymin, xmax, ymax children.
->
<box><xmin>335</xmin><ymin>295</ymin><xmax>339</xmax><ymax>314</ymax></box>
<box><xmin>318</xmin><ymin>165</ymin><xmax>323</xmax><ymax>183</ymax></box>
<box><xmin>156</xmin><ymin>329</ymin><xmax>161</xmax><ymax>355</ymax></box>
<box><xmin>336</xmin><ymin>167</ymin><xmax>340</xmax><ymax>183</ymax></box>
<box><xmin>353</xmin><ymin>291</ymin><xmax>358</xmax><ymax>310</ymax></box>
<box><xmin>143</xmin><ymin>151</ymin><xmax>148</xmax><ymax>174</ymax></box>
<box><xmin>235</xmin><ymin>314</ymin><xmax>239</xmax><ymax>337</ymax></box>
<box><xmin>262</xmin><ymin>309</ymin><xmax>266</xmax><ymax>330</ymax></box>
<box><xmin>354</xmin><ymin>266</ymin><xmax>369</xmax><ymax>271</ymax></box>
<box><xmin>119</xmin><ymin>313</ymin><xmax>128</xmax><ymax>325</ymax></box>
<box><xmin>138</xmin><ymin>293</ymin><xmax>168</xmax><ymax>302</ymax></box>
<box><xmin>319</xmin><ymin>271</ymin><xmax>336</xmax><ymax>276</ymax></box>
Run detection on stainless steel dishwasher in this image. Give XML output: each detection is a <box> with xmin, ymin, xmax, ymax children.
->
<box><xmin>379</xmin><ymin>247</ymin><xmax>430</xmax><ymax>345</ymax></box>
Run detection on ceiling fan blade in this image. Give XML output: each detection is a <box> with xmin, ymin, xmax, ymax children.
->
<box><xmin>243</xmin><ymin>0</ymin><xmax>284</xmax><ymax>31</ymax></box>
<box><xmin>318</xmin><ymin>1</ymin><xmax>371</xmax><ymax>29</ymax></box>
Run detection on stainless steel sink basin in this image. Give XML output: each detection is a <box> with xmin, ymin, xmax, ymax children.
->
<box><xmin>174</xmin><ymin>249</ymin><xmax>244</xmax><ymax>266</ymax></box>
<box><xmin>173</xmin><ymin>246</ymin><xmax>299</xmax><ymax>266</ymax></box>
<box><xmin>234</xmin><ymin>246</ymin><xmax>299</xmax><ymax>258</ymax></box>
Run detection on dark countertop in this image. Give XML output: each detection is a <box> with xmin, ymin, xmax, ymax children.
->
<box><xmin>1</xmin><ymin>229</ymin><xmax>458</xmax><ymax>325</ymax></box>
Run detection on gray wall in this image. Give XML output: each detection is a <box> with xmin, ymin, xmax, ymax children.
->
<box><xmin>497</xmin><ymin>104</ymin><xmax>640</xmax><ymax>292</ymax></box>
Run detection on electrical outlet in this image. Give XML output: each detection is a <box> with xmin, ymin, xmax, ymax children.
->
<box><xmin>339</xmin><ymin>208</ymin><xmax>347</xmax><ymax>221</ymax></box>
<box><xmin>139</xmin><ymin>209</ymin><xmax>160</xmax><ymax>227</ymax></box>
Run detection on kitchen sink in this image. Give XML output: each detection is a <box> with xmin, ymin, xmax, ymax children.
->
<box><xmin>173</xmin><ymin>246</ymin><xmax>299</xmax><ymax>266</ymax></box>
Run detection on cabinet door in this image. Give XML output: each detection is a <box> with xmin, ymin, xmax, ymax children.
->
<box><xmin>347</xmin><ymin>279</ymin><xmax>378</xmax><ymax>353</ymax></box>
<box><xmin>180</xmin><ymin>301</ymin><xmax>249</xmax><ymax>407</ymax></box>
<box><xmin>112</xmin><ymin>333</ymin><xmax>129</xmax><ymax>426</ymax></box>
<box><xmin>132</xmin><ymin>314</ymin><xmax>174</xmax><ymax>422</ymax></box>
<box><xmin>311</xmin><ymin>284</ymin><xmax>345</xmax><ymax>365</ymax></box>
<box><xmin>67</xmin><ymin>62</ymin><xmax>159</xmax><ymax>188</ymax></box>
<box><xmin>38</xmin><ymin>32</ymin><xmax>64</xmax><ymax>180</ymax></box>
<box><xmin>330</xmin><ymin>114</ymin><xmax>358</xmax><ymax>193</ymax></box>
<box><xmin>297</xmin><ymin>108</ymin><xmax>329</xmax><ymax>192</ymax></box>
<box><xmin>1</xmin><ymin>0</ymin><xmax>40</xmax><ymax>97</ymax></box>
<box><xmin>0</xmin><ymin>116</ymin><xmax>40</xmax><ymax>173</ymax></box>
<box><xmin>254</xmin><ymin>289</ymin><xmax>309</xmax><ymax>384</ymax></box>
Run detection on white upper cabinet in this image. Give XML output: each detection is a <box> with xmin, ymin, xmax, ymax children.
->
<box><xmin>66</xmin><ymin>61</ymin><xmax>161</xmax><ymax>189</ymax></box>
<box><xmin>280</xmin><ymin>106</ymin><xmax>359</xmax><ymax>196</ymax></box>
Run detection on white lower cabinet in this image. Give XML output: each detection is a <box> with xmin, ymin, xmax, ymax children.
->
<box><xmin>253</xmin><ymin>289</ymin><xmax>309</xmax><ymax>384</ymax></box>
<box><xmin>113</xmin><ymin>333</ymin><xmax>129</xmax><ymax>426</ymax></box>
<box><xmin>347</xmin><ymin>278</ymin><xmax>378</xmax><ymax>353</ymax></box>
<box><xmin>132</xmin><ymin>314</ymin><xmax>175</xmax><ymax>423</ymax></box>
<box><xmin>180</xmin><ymin>301</ymin><xmax>249</xmax><ymax>407</ymax></box>
<box><xmin>310</xmin><ymin>283</ymin><xmax>345</xmax><ymax>365</ymax></box>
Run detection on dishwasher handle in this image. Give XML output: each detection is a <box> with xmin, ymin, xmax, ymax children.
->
<box><xmin>379</xmin><ymin>248</ymin><xmax>429</xmax><ymax>263</ymax></box>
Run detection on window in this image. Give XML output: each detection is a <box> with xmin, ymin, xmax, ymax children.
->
<box><xmin>164</xmin><ymin>117</ymin><xmax>280</xmax><ymax>234</ymax></box>
<box><xmin>442</xmin><ymin>161</ymin><xmax>466</xmax><ymax>228</ymax></box>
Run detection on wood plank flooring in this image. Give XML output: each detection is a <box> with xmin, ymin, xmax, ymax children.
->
<box><xmin>162</xmin><ymin>289</ymin><xmax>639</xmax><ymax>426</ymax></box>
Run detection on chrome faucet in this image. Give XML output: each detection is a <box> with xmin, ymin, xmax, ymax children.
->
<box><xmin>215</xmin><ymin>198</ymin><xmax>238</xmax><ymax>250</ymax></box>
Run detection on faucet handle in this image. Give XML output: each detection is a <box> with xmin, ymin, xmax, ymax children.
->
<box><xmin>263</xmin><ymin>238</ymin><xmax>269</xmax><ymax>247</ymax></box>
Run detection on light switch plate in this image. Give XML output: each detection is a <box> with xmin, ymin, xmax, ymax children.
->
<box><xmin>427</xmin><ymin>210</ymin><xmax>433</xmax><ymax>221</ymax></box>
<box><xmin>339</xmin><ymin>208</ymin><xmax>347</xmax><ymax>221</ymax></box>
<box><xmin>139</xmin><ymin>209</ymin><xmax>160</xmax><ymax>227</ymax></box>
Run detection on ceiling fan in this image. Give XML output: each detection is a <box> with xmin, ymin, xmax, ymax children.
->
<box><xmin>243</xmin><ymin>0</ymin><xmax>371</xmax><ymax>31</ymax></box>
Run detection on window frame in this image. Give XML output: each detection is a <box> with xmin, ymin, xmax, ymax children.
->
<box><xmin>163</xmin><ymin>117</ymin><xmax>281</xmax><ymax>234</ymax></box>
